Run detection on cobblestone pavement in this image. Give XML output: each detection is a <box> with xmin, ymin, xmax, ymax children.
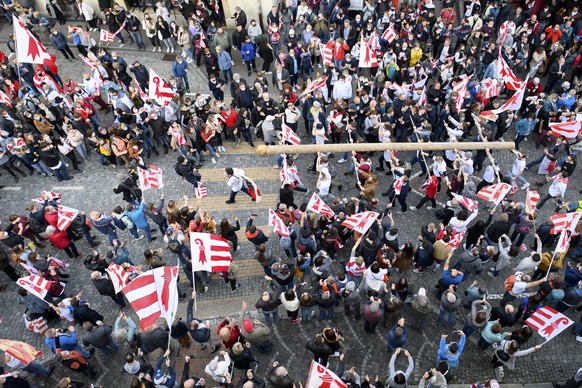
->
<box><xmin>0</xmin><ymin>20</ymin><xmax>580</xmax><ymax>387</ymax></box>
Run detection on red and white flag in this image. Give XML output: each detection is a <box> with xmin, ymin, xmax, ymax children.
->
<box><xmin>549</xmin><ymin>121</ymin><xmax>582</xmax><ymax>139</ymax></box>
<box><xmin>550</xmin><ymin>212</ymin><xmax>581</xmax><ymax>234</ymax></box>
<box><xmin>452</xmin><ymin>193</ymin><xmax>477</xmax><ymax>212</ymax></box>
<box><xmin>0</xmin><ymin>340</ymin><xmax>42</xmax><ymax>365</ymax></box>
<box><xmin>281</xmin><ymin>123</ymin><xmax>301</xmax><ymax>145</ymax></box>
<box><xmin>48</xmin><ymin>257</ymin><xmax>68</xmax><ymax>269</ymax></box>
<box><xmin>305</xmin><ymin>360</ymin><xmax>347</xmax><ymax>388</ymax></box>
<box><xmin>498</xmin><ymin>48</ymin><xmax>523</xmax><ymax>91</ymax></box>
<box><xmin>106</xmin><ymin>263</ymin><xmax>130</xmax><ymax>294</ymax></box>
<box><xmin>268</xmin><ymin>208</ymin><xmax>290</xmax><ymax>237</ymax></box>
<box><xmin>169</xmin><ymin>125</ymin><xmax>187</xmax><ymax>146</ymax></box>
<box><xmin>306</xmin><ymin>193</ymin><xmax>335</xmax><ymax>219</ymax></box>
<box><xmin>555</xmin><ymin>230</ymin><xmax>571</xmax><ymax>253</ymax></box>
<box><xmin>446</xmin><ymin>231</ymin><xmax>466</xmax><ymax>249</ymax></box>
<box><xmin>388</xmin><ymin>82</ymin><xmax>412</xmax><ymax>92</ymax></box>
<box><xmin>525</xmin><ymin>189</ymin><xmax>540</xmax><ymax>214</ymax></box>
<box><xmin>341</xmin><ymin>211</ymin><xmax>379</xmax><ymax>234</ymax></box>
<box><xmin>476</xmin><ymin>182</ymin><xmax>512</xmax><ymax>205</ymax></box>
<box><xmin>149</xmin><ymin>69</ymin><xmax>174</xmax><ymax>106</ymax></box>
<box><xmin>418</xmin><ymin>86</ymin><xmax>427</xmax><ymax>106</ymax></box>
<box><xmin>481</xmin><ymin>78</ymin><xmax>500</xmax><ymax>100</ymax></box>
<box><xmin>194</xmin><ymin>185</ymin><xmax>208</xmax><ymax>199</ymax></box>
<box><xmin>492</xmin><ymin>77</ymin><xmax>528</xmax><ymax>115</ymax></box>
<box><xmin>99</xmin><ymin>29</ymin><xmax>116</xmax><ymax>43</ymax></box>
<box><xmin>12</xmin><ymin>15</ymin><xmax>52</xmax><ymax>64</ymax></box>
<box><xmin>137</xmin><ymin>83</ymin><xmax>148</xmax><ymax>99</ymax></box>
<box><xmin>122</xmin><ymin>266</ymin><xmax>179</xmax><ymax>330</ymax></box>
<box><xmin>31</xmin><ymin>191</ymin><xmax>62</xmax><ymax>204</ymax></box>
<box><xmin>137</xmin><ymin>165</ymin><xmax>163</xmax><ymax>190</ymax></box>
<box><xmin>525</xmin><ymin>306</ymin><xmax>574</xmax><ymax>342</ymax></box>
<box><xmin>381</xmin><ymin>24</ymin><xmax>397</xmax><ymax>43</ymax></box>
<box><xmin>368</xmin><ymin>32</ymin><xmax>381</xmax><ymax>50</ymax></box>
<box><xmin>17</xmin><ymin>275</ymin><xmax>51</xmax><ymax>300</ymax></box>
<box><xmin>0</xmin><ymin>91</ymin><xmax>12</xmax><ymax>107</ymax></box>
<box><xmin>301</xmin><ymin>76</ymin><xmax>328</xmax><ymax>97</ymax></box>
<box><xmin>453</xmin><ymin>74</ymin><xmax>471</xmax><ymax>111</ymax></box>
<box><xmin>393</xmin><ymin>176</ymin><xmax>406</xmax><ymax>195</ymax></box>
<box><xmin>498</xmin><ymin>21</ymin><xmax>516</xmax><ymax>43</ymax></box>
<box><xmin>57</xmin><ymin>205</ymin><xmax>79</xmax><ymax>231</ymax></box>
<box><xmin>358</xmin><ymin>35</ymin><xmax>377</xmax><ymax>68</ymax></box>
<box><xmin>319</xmin><ymin>43</ymin><xmax>333</xmax><ymax>67</ymax></box>
<box><xmin>80</xmin><ymin>55</ymin><xmax>97</xmax><ymax>70</ymax></box>
<box><xmin>20</xmin><ymin>263</ymin><xmax>39</xmax><ymax>275</ymax></box>
<box><xmin>190</xmin><ymin>232</ymin><xmax>233</xmax><ymax>272</ymax></box>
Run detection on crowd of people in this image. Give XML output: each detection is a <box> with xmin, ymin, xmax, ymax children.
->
<box><xmin>0</xmin><ymin>0</ymin><xmax>582</xmax><ymax>386</ymax></box>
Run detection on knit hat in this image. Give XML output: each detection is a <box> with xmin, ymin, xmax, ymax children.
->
<box><xmin>345</xmin><ymin>281</ymin><xmax>355</xmax><ymax>291</ymax></box>
<box><xmin>446</xmin><ymin>292</ymin><xmax>456</xmax><ymax>304</ymax></box>
<box><xmin>153</xmin><ymin>370</ymin><xmax>166</xmax><ymax>385</ymax></box>
<box><xmin>418</xmin><ymin>287</ymin><xmax>426</xmax><ymax>297</ymax></box>
<box><xmin>370</xmin><ymin>301</ymin><xmax>379</xmax><ymax>313</ymax></box>
<box><xmin>208</xmin><ymin>357</ymin><xmax>218</xmax><ymax>371</ymax></box>
<box><xmin>243</xmin><ymin>318</ymin><xmax>254</xmax><ymax>333</ymax></box>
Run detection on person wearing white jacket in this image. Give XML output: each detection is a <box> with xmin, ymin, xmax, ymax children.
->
<box><xmin>204</xmin><ymin>351</ymin><xmax>231</xmax><ymax>383</ymax></box>
<box><xmin>280</xmin><ymin>287</ymin><xmax>301</xmax><ymax>324</ymax></box>
<box><xmin>388</xmin><ymin>348</ymin><xmax>414</xmax><ymax>388</ymax></box>
<box><xmin>75</xmin><ymin>0</ymin><xmax>97</xmax><ymax>31</ymax></box>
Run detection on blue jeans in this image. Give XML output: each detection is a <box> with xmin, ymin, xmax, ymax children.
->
<box><xmin>107</xmin><ymin>231</ymin><xmax>120</xmax><ymax>246</ymax></box>
<box><xmin>301</xmin><ymin>306</ymin><xmax>314</xmax><ymax>320</ymax></box>
<box><xmin>129</xmin><ymin>225</ymin><xmax>140</xmax><ymax>239</ymax></box>
<box><xmin>75</xmin><ymin>143</ymin><xmax>88</xmax><ymax>160</ymax></box>
<box><xmin>438</xmin><ymin>307</ymin><xmax>456</xmax><ymax>327</ymax></box>
<box><xmin>333</xmin><ymin>58</ymin><xmax>344</xmax><ymax>69</ymax></box>
<box><xmin>116</xmin><ymin>31</ymin><xmax>125</xmax><ymax>44</ymax></box>
<box><xmin>174</xmin><ymin>244</ymin><xmax>191</xmax><ymax>266</ymax></box>
<box><xmin>129</xmin><ymin>30</ymin><xmax>145</xmax><ymax>49</ymax></box>
<box><xmin>263</xmin><ymin>310</ymin><xmax>280</xmax><ymax>325</ymax></box>
<box><xmin>52</xmin><ymin>162</ymin><xmax>70</xmax><ymax>181</ymax></box>
<box><xmin>76</xmin><ymin>344</ymin><xmax>91</xmax><ymax>358</ymax></box>
<box><xmin>222</xmin><ymin>68</ymin><xmax>233</xmax><ymax>83</ymax></box>
<box><xmin>462</xmin><ymin>323</ymin><xmax>477</xmax><ymax>337</ymax></box>
<box><xmin>319</xmin><ymin>307</ymin><xmax>334</xmax><ymax>321</ymax></box>
<box><xmin>178</xmin><ymin>74</ymin><xmax>189</xmax><ymax>91</ymax></box>
<box><xmin>229</xmin><ymin>186</ymin><xmax>250</xmax><ymax>202</ymax></box>
<box><xmin>23</xmin><ymin>361</ymin><xmax>50</xmax><ymax>377</ymax></box>
<box><xmin>32</xmin><ymin>160</ymin><xmax>52</xmax><ymax>175</ymax></box>
<box><xmin>99</xmin><ymin>336</ymin><xmax>120</xmax><ymax>357</ymax></box>
<box><xmin>139</xmin><ymin>223</ymin><xmax>153</xmax><ymax>241</ymax></box>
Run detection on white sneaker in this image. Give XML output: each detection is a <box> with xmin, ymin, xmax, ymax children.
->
<box><xmin>215</xmin><ymin>152</ymin><xmax>220</xmax><ymax>158</ymax></box>
<box><xmin>171</xmin><ymin>48</ymin><xmax>175</xmax><ymax>53</ymax></box>
<box><xmin>272</xmin><ymin>164</ymin><xmax>279</xmax><ymax>168</ymax></box>
<box><xmin>166</xmin><ymin>47</ymin><xmax>170</xmax><ymax>53</ymax></box>
<box><xmin>409</xmin><ymin>206</ymin><xmax>417</xmax><ymax>211</ymax></box>
<box><xmin>521</xmin><ymin>183</ymin><xmax>530</xmax><ymax>189</ymax></box>
<box><xmin>211</xmin><ymin>157</ymin><xmax>216</xmax><ymax>164</ymax></box>
<box><xmin>119</xmin><ymin>43</ymin><xmax>125</xmax><ymax>47</ymax></box>
<box><xmin>158</xmin><ymin>47</ymin><xmax>162</xmax><ymax>52</ymax></box>
<box><xmin>337</xmin><ymin>159</ymin><xmax>347</xmax><ymax>164</ymax></box>
<box><xmin>427</xmin><ymin>206</ymin><xmax>434</xmax><ymax>210</ymax></box>
<box><xmin>318</xmin><ymin>63</ymin><xmax>322</xmax><ymax>68</ymax></box>
<box><xmin>152</xmin><ymin>47</ymin><xmax>156</xmax><ymax>52</ymax></box>
<box><xmin>231</xmin><ymin>61</ymin><xmax>235</xmax><ymax>66</ymax></box>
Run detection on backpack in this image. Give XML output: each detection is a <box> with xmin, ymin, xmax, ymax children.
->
<box><xmin>279</xmin><ymin>235</ymin><xmax>292</xmax><ymax>250</ymax></box>
<box><xmin>28</xmin><ymin>217</ymin><xmax>45</xmax><ymax>234</ymax></box>
<box><xmin>167</xmin><ymin>236</ymin><xmax>183</xmax><ymax>253</ymax></box>
<box><xmin>435</xmin><ymin>208</ymin><xmax>446</xmax><ymax>220</ymax></box>
<box><xmin>113</xmin><ymin>217</ymin><xmax>127</xmax><ymax>230</ymax></box>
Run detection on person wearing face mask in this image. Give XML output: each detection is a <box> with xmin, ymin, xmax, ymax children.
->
<box><xmin>49</xmin><ymin>28</ymin><xmax>76</xmax><ymax>61</ymax></box>
<box><xmin>248</xmin><ymin>19</ymin><xmax>262</xmax><ymax>47</ymax></box>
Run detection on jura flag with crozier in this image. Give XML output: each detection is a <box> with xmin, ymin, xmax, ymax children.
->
<box><xmin>525</xmin><ymin>190</ymin><xmax>540</xmax><ymax>214</ymax></box>
<box><xmin>307</xmin><ymin>193</ymin><xmax>335</xmax><ymax>219</ymax></box>
<box><xmin>305</xmin><ymin>360</ymin><xmax>347</xmax><ymax>388</ymax></box>
<box><xmin>549</xmin><ymin>121</ymin><xmax>582</xmax><ymax>139</ymax></box>
<box><xmin>342</xmin><ymin>211</ymin><xmax>379</xmax><ymax>234</ymax></box>
<box><xmin>320</xmin><ymin>43</ymin><xmax>333</xmax><ymax>66</ymax></box>
<box><xmin>476</xmin><ymin>183</ymin><xmax>512</xmax><ymax>205</ymax></box>
<box><xmin>0</xmin><ymin>340</ymin><xmax>42</xmax><ymax>365</ymax></box>
<box><xmin>301</xmin><ymin>76</ymin><xmax>328</xmax><ymax>96</ymax></box>
<box><xmin>190</xmin><ymin>232</ymin><xmax>233</xmax><ymax>272</ymax></box>
<box><xmin>381</xmin><ymin>24</ymin><xmax>397</xmax><ymax>43</ymax></box>
<box><xmin>550</xmin><ymin>212</ymin><xmax>581</xmax><ymax>234</ymax></box>
<box><xmin>555</xmin><ymin>229</ymin><xmax>571</xmax><ymax>253</ymax></box>
<box><xmin>194</xmin><ymin>185</ymin><xmax>207</xmax><ymax>199</ymax></box>
<box><xmin>57</xmin><ymin>205</ymin><xmax>79</xmax><ymax>231</ymax></box>
<box><xmin>358</xmin><ymin>35</ymin><xmax>377</xmax><ymax>68</ymax></box>
<box><xmin>17</xmin><ymin>275</ymin><xmax>52</xmax><ymax>300</ymax></box>
<box><xmin>481</xmin><ymin>78</ymin><xmax>500</xmax><ymax>99</ymax></box>
<box><xmin>452</xmin><ymin>193</ymin><xmax>477</xmax><ymax>212</ymax></box>
<box><xmin>452</xmin><ymin>74</ymin><xmax>471</xmax><ymax>111</ymax></box>
<box><xmin>446</xmin><ymin>231</ymin><xmax>466</xmax><ymax>249</ymax></box>
<box><xmin>13</xmin><ymin>15</ymin><xmax>52</xmax><ymax>64</ymax></box>
<box><xmin>106</xmin><ymin>263</ymin><xmax>130</xmax><ymax>294</ymax></box>
<box><xmin>137</xmin><ymin>165</ymin><xmax>163</xmax><ymax>190</ymax></box>
<box><xmin>525</xmin><ymin>306</ymin><xmax>573</xmax><ymax>342</ymax></box>
<box><xmin>99</xmin><ymin>29</ymin><xmax>116</xmax><ymax>43</ymax></box>
<box><xmin>122</xmin><ymin>266</ymin><xmax>179</xmax><ymax>330</ymax></box>
<box><xmin>281</xmin><ymin>123</ymin><xmax>301</xmax><ymax>145</ymax></box>
<box><xmin>268</xmin><ymin>208</ymin><xmax>290</xmax><ymax>237</ymax></box>
<box><xmin>149</xmin><ymin>69</ymin><xmax>174</xmax><ymax>106</ymax></box>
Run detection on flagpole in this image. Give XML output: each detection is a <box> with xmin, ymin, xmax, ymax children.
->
<box><xmin>409</xmin><ymin>114</ymin><xmax>431</xmax><ymax>178</ymax></box>
<box><xmin>167</xmin><ymin>261</ymin><xmax>180</xmax><ymax>355</ymax></box>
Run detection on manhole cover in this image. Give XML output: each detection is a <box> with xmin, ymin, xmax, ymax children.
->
<box><xmin>161</xmin><ymin>54</ymin><xmax>177</xmax><ymax>61</ymax></box>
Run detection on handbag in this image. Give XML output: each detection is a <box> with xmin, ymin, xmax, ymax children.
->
<box><xmin>496</xmin><ymin>348</ymin><xmax>510</xmax><ymax>362</ymax></box>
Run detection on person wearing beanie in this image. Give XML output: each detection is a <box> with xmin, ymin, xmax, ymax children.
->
<box><xmin>240</xmin><ymin>301</ymin><xmax>273</xmax><ymax>353</ymax></box>
<box><xmin>204</xmin><ymin>351</ymin><xmax>231</xmax><ymax>384</ymax></box>
<box><xmin>387</xmin><ymin>348</ymin><xmax>414</xmax><ymax>388</ymax></box>
<box><xmin>152</xmin><ymin>350</ymin><xmax>175</xmax><ymax>387</ymax></box>
<box><xmin>363</xmin><ymin>296</ymin><xmax>384</xmax><ymax>333</ymax></box>
<box><xmin>438</xmin><ymin>285</ymin><xmax>462</xmax><ymax>327</ymax></box>
<box><xmin>387</xmin><ymin>318</ymin><xmax>408</xmax><ymax>352</ymax></box>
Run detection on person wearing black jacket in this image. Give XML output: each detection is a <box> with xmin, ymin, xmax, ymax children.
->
<box><xmin>140</xmin><ymin>324</ymin><xmax>170</xmax><ymax>355</ymax></box>
<box><xmin>306</xmin><ymin>333</ymin><xmax>333</xmax><ymax>366</ymax></box>
<box><xmin>90</xmin><ymin>271</ymin><xmax>126</xmax><ymax>308</ymax></box>
<box><xmin>129</xmin><ymin>61</ymin><xmax>149</xmax><ymax>92</ymax></box>
<box><xmin>485</xmin><ymin>212</ymin><xmax>512</xmax><ymax>246</ymax></box>
<box><xmin>113</xmin><ymin>171</ymin><xmax>142</xmax><ymax>203</ymax></box>
<box><xmin>174</xmin><ymin>156</ymin><xmax>202</xmax><ymax>188</ymax></box>
<box><xmin>71</xmin><ymin>297</ymin><xmax>104</xmax><ymax>325</ymax></box>
<box><xmin>38</xmin><ymin>142</ymin><xmax>70</xmax><ymax>181</ymax></box>
<box><xmin>490</xmin><ymin>304</ymin><xmax>517</xmax><ymax>327</ymax></box>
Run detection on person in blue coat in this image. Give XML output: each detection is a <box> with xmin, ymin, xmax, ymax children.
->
<box><xmin>514</xmin><ymin>113</ymin><xmax>537</xmax><ymax>150</ymax></box>
<box><xmin>241</xmin><ymin>36</ymin><xmax>257</xmax><ymax>77</ymax></box>
<box><xmin>152</xmin><ymin>350</ymin><xmax>176</xmax><ymax>388</ymax></box>
<box><xmin>187</xmin><ymin>291</ymin><xmax>221</xmax><ymax>352</ymax></box>
<box><xmin>49</xmin><ymin>28</ymin><xmax>76</xmax><ymax>61</ymax></box>
<box><xmin>172</xmin><ymin>56</ymin><xmax>190</xmax><ymax>92</ymax></box>
<box><xmin>437</xmin><ymin>330</ymin><xmax>466</xmax><ymax>369</ymax></box>
<box><xmin>126</xmin><ymin>201</ymin><xmax>156</xmax><ymax>242</ymax></box>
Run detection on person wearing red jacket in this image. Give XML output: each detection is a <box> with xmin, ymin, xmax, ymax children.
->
<box><xmin>331</xmin><ymin>38</ymin><xmax>350</xmax><ymax>69</ymax></box>
<box><xmin>409</xmin><ymin>175</ymin><xmax>439</xmax><ymax>211</ymax></box>
<box><xmin>45</xmin><ymin>225</ymin><xmax>81</xmax><ymax>259</ymax></box>
<box><xmin>43</xmin><ymin>205</ymin><xmax>59</xmax><ymax>227</ymax></box>
<box><xmin>544</xmin><ymin>25</ymin><xmax>563</xmax><ymax>44</ymax></box>
<box><xmin>217</xmin><ymin>317</ymin><xmax>242</xmax><ymax>350</ymax></box>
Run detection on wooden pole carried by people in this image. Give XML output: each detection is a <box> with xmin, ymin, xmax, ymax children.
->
<box><xmin>255</xmin><ymin>141</ymin><xmax>516</xmax><ymax>156</ymax></box>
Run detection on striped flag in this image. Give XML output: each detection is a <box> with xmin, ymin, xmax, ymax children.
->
<box><xmin>476</xmin><ymin>182</ymin><xmax>511</xmax><ymax>205</ymax></box>
<box><xmin>106</xmin><ymin>263</ymin><xmax>130</xmax><ymax>294</ymax></box>
<box><xmin>525</xmin><ymin>306</ymin><xmax>573</xmax><ymax>342</ymax></box>
<box><xmin>446</xmin><ymin>231</ymin><xmax>466</xmax><ymax>249</ymax></box>
<box><xmin>453</xmin><ymin>74</ymin><xmax>471</xmax><ymax>111</ymax></box>
<box><xmin>100</xmin><ymin>29</ymin><xmax>116</xmax><ymax>43</ymax></box>
<box><xmin>452</xmin><ymin>193</ymin><xmax>477</xmax><ymax>212</ymax></box>
<box><xmin>368</xmin><ymin>32</ymin><xmax>381</xmax><ymax>50</ymax></box>
<box><xmin>306</xmin><ymin>360</ymin><xmax>347</xmax><ymax>388</ymax></box>
<box><xmin>190</xmin><ymin>232</ymin><xmax>233</xmax><ymax>272</ymax></box>
<box><xmin>194</xmin><ymin>185</ymin><xmax>208</xmax><ymax>199</ymax></box>
<box><xmin>381</xmin><ymin>24</ymin><xmax>397</xmax><ymax>43</ymax></box>
<box><xmin>169</xmin><ymin>125</ymin><xmax>187</xmax><ymax>145</ymax></box>
<box><xmin>481</xmin><ymin>78</ymin><xmax>500</xmax><ymax>99</ymax></box>
<box><xmin>281</xmin><ymin>123</ymin><xmax>301</xmax><ymax>145</ymax></box>
<box><xmin>137</xmin><ymin>165</ymin><xmax>163</xmax><ymax>190</ymax></box>
<box><xmin>319</xmin><ymin>43</ymin><xmax>333</xmax><ymax>66</ymax></box>
<box><xmin>268</xmin><ymin>208</ymin><xmax>290</xmax><ymax>237</ymax></box>
<box><xmin>525</xmin><ymin>189</ymin><xmax>540</xmax><ymax>214</ymax></box>
<box><xmin>17</xmin><ymin>275</ymin><xmax>51</xmax><ymax>300</ymax></box>
<box><xmin>550</xmin><ymin>212</ymin><xmax>581</xmax><ymax>234</ymax></box>
<box><xmin>122</xmin><ymin>266</ymin><xmax>179</xmax><ymax>330</ymax></box>
<box><xmin>388</xmin><ymin>82</ymin><xmax>412</xmax><ymax>92</ymax></box>
<box><xmin>32</xmin><ymin>190</ymin><xmax>63</xmax><ymax>204</ymax></box>
<box><xmin>301</xmin><ymin>76</ymin><xmax>328</xmax><ymax>97</ymax></box>
<box><xmin>418</xmin><ymin>86</ymin><xmax>427</xmax><ymax>106</ymax></box>
<box><xmin>20</xmin><ymin>263</ymin><xmax>39</xmax><ymax>275</ymax></box>
<box><xmin>57</xmin><ymin>205</ymin><xmax>79</xmax><ymax>231</ymax></box>
<box><xmin>80</xmin><ymin>55</ymin><xmax>97</xmax><ymax>70</ymax></box>
<box><xmin>0</xmin><ymin>91</ymin><xmax>12</xmax><ymax>107</ymax></box>
<box><xmin>498</xmin><ymin>21</ymin><xmax>516</xmax><ymax>43</ymax></box>
<box><xmin>306</xmin><ymin>193</ymin><xmax>335</xmax><ymax>219</ymax></box>
<box><xmin>555</xmin><ymin>229</ymin><xmax>571</xmax><ymax>253</ymax></box>
<box><xmin>393</xmin><ymin>176</ymin><xmax>406</xmax><ymax>195</ymax></box>
<box><xmin>341</xmin><ymin>211</ymin><xmax>379</xmax><ymax>234</ymax></box>
<box><xmin>0</xmin><ymin>340</ymin><xmax>42</xmax><ymax>365</ymax></box>
<box><xmin>549</xmin><ymin>121</ymin><xmax>582</xmax><ymax>139</ymax></box>
<box><xmin>498</xmin><ymin>48</ymin><xmax>523</xmax><ymax>91</ymax></box>
<box><xmin>358</xmin><ymin>35</ymin><xmax>377</xmax><ymax>68</ymax></box>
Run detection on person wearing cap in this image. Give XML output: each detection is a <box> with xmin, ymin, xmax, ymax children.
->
<box><xmin>240</xmin><ymin>301</ymin><xmax>273</xmax><ymax>352</ymax></box>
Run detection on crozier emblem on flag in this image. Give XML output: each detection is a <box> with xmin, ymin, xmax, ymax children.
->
<box><xmin>301</xmin><ymin>76</ymin><xmax>328</xmax><ymax>96</ymax></box>
<box><xmin>446</xmin><ymin>231</ymin><xmax>466</xmax><ymax>249</ymax></box>
<box><xmin>525</xmin><ymin>306</ymin><xmax>573</xmax><ymax>342</ymax></box>
<box><xmin>268</xmin><ymin>208</ymin><xmax>290</xmax><ymax>237</ymax></box>
<box><xmin>341</xmin><ymin>211</ymin><xmax>379</xmax><ymax>234</ymax></box>
<box><xmin>306</xmin><ymin>193</ymin><xmax>335</xmax><ymax>218</ymax></box>
<box><xmin>305</xmin><ymin>360</ymin><xmax>347</xmax><ymax>388</ymax></box>
<box><xmin>190</xmin><ymin>232</ymin><xmax>233</xmax><ymax>272</ymax></box>
<box><xmin>452</xmin><ymin>193</ymin><xmax>477</xmax><ymax>212</ymax></box>
<box><xmin>12</xmin><ymin>15</ymin><xmax>52</xmax><ymax>64</ymax></box>
<box><xmin>17</xmin><ymin>275</ymin><xmax>52</xmax><ymax>300</ymax></box>
<box><xmin>476</xmin><ymin>183</ymin><xmax>512</xmax><ymax>205</ymax></box>
<box><xmin>525</xmin><ymin>189</ymin><xmax>540</xmax><ymax>214</ymax></box>
<box><xmin>555</xmin><ymin>230</ymin><xmax>571</xmax><ymax>253</ymax></box>
<box><xmin>550</xmin><ymin>212</ymin><xmax>581</xmax><ymax>234</ymax></box>
<box><xmin>106</xmin><ymin>263</ymin><xmax>130</xmax><ymax>294</ymax></box>
<box><xmin>57</xmin><ymin>205</ymin><xmax>79</xmax><ymax>231</ymax></box>
<box><xmin>194</xmin><ymin>185</ymin><xmax>207</xmax><ymax>199</ymax></box>
<box><xmin>137</xmin><ymin>165</ymin><xmax>163</xmax><ymax>190</ymax></box>
<box><xmin>149</xmin><ymin>69</ymin><xmax>174</xmax><ymax>106</ymax></box>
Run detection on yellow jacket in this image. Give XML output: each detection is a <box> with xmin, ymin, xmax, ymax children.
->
<box><xmin>410</xmin><ymin>47</ymin><xmax>423</xmax><ymax>67</ymax></box>
<box><xmin>538</xmin><ymin>251</ymin><xmax>563</xmax><ymax>272</ymax></box>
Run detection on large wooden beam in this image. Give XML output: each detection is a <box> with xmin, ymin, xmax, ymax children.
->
<box><xmin>255</xmin><ymin>142</ymin><xmax>515</xmax><ymax>156</ymax></box>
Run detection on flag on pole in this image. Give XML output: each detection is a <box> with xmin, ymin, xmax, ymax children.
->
<box><xmin>381</xmin><ymin>24</ymin><xmax>397</xmax><ymax>43</ymax></box>
<box><xmin>446</xmin><ymin>231</ymin><xmax>466</xmax><ymax>249</ymax></box>
<box><xmin>306</xmin><ymin>193</ymin><xmax>335</xmax><ymax>219</ymax></box>
<box><xmin>305</xmin><ymin>360</ymin><xmax>347</xmax><ymax>388</ymax></box>
<box><xmin>476</xmin><ymin>183</ymin><xmax>512</xmax><ymax>205</ymax></box>
<box><xmin>525</xmin><ymin>306</ymin><xmax>574</xmax><ymax>342</ymax></box>
<box><xmin>341</xmin><ymin>211</ymin><xmax>379</xmax><ymax>234</ymax></box>
<box><xmin>548</xmin><ymin>121</ymin><xmax>582</xmax><ymax>139</ymax></box>
<box><xmin>149</xmin><ymin>69</ymin><xmax>174</xmax><ymax>106</ymax></box>
<box><xmin>281</xmin><ymin>123</ymin><xmax>301</xmax><ymax>145</ymax></box>
<box><xmin>80</xmin><ymin>55</ymin><xmax>97</xmax><ymax>70</ymax></box>
<box><xmin>550</xmin><ymin>212</ymin><xmax>581</xmax><ymax>234</ymax></box>
<box><xmin>122</xmin><ymin>266</ymin><xmax>179</xmax><ymax>330</ymax></box>
<box><xmin>100</xmin><ymin>29</ymin><xmax>116</xmax><ymax>43</ymax></box>
<box><xmin>368</xmin><ymin>32</ymin><xmax>381</xmax><ymax>50</ymax></box>
<box><xmin>452</xmin><ymin>193</ymin><xmax>477</xmax><ymax>211</ymax></box>
<box><xmin>0</xmin><ymin>340</ymin><xmax>42</xmax><ymax>365</ymax></box>
<box><xmin>388</xmin><ymin>82</ymin><xmax>412</xmax><ymax>92</ymax></box>
<box><xmin>137</xmin><ymin>165</ymin><xmax>163</xmax><ymax>190</ymax></box>
<box><xmin>57</xmin><ymin>205</ymin><xmax>79</xmax><ymax>231</ymax></box>
<box><xmin>393</xmin><ymin>176</ymin><xmax>406</xmax><ymax>195</ymax></box>
<box><xmin>319</xmin><ymin>43</ymin><xmax>333</xmax><ymax>66</ymax></box>
<box><xmin>481</xmin><ymin>78</ymin><xmax>500</xmax><ymax>99</ymax></box>
<box><xmin>16</xmin><ymin>275</ymin><xmax>51</xmax><ymax>300</ymax></box>
<box><xmin>525</xmin><ymin>190</ymin><xmax>540</xmax><ymax>214</ymax></box>
<box><xmin>358</xmin><ymin>35</ymin><xmax>377</xmax><ymax>68</ymax></box>
<box><xmin>301</xmin><ymin>76</ymin><xmax>328</xmax><ymax>97</ymax></box>
<box><xmin>498</xmin><ymin>21</ymin><xmax>516</xmax><ymax>43</ymax></box>
<box><xmin>452</xmin><ymin>74</ymin><xmax>471</xmax><ymax>111</ymax></box>
<box><xmin>555</xmin><ymin>230</ymin><xmax>571</xmax><ymax>253</ymax></box>
<box><xmin>194</xmin><ymin>185</ymin><xmax>208</xmax><ymax>199</ymax></box>
<box><xmin>12</xmin><ymin>15</ymin><xmax>52</xmax><ymax>64</ymax></box>
<box><xmin>106</xmin><ymin>263</ymin><xmax>130</xmax><ymax>294</ymax></box>
<box><xmin>486</xmin><ymin>76</ymin><xmax>529</xmax><ymax>115</ymax></box>
<box><xmin>268</xmin><ymin>208</ymin><xmax>290</xmax><ymax>237</ymax></box>
<box><xmin>0</xmin><ymin>91</ymin><xmax>12</xmax><ymax>107</ymax></box>
<box><xmin>497</xmin><ymin>47</ymin><xmax>523</xmax><ymax>91</ymax></box>
<box><xmin>190</xmin><ymin>232</ymin><xmax>233</xmax><ymax>272</ymax></box>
